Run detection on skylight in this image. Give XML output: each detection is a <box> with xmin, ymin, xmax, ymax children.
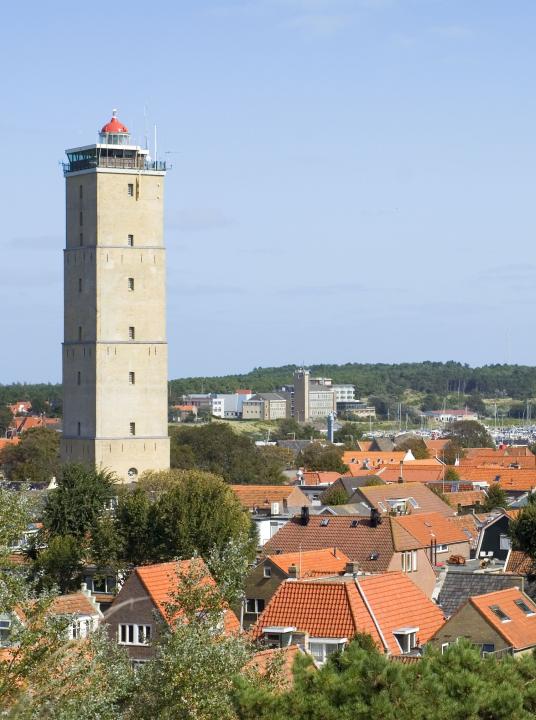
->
<box><xmin>408</xmin><ymin>497</ymin><xmax>420</xmax><ymax>508</ymax></box>
<box><xmin>320</xmin><ymin>518</ymin><xmax>330</xmax><ymax>527</ymax></box>
<box><xmin>490</xmin><ymin>605</ymin><xmax>510</xmax><ymax>622</ymax></box>
<box><xmin>515</xmin><ymin>599</ymin><xmax>536</xmax><ymax>616</ymax></box>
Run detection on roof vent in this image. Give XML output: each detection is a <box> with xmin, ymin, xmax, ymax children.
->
<box><xmin>350</xmin><ymin>519</ymin><xmax>358</xmax><ymax>528</ymax></box>
<box><xmin>320</xmin><ymin>518</ymin><xmax>330</xmax><ymax>527</ymax></box>
<box><xmin>369</xmin><ymin>552</ymin><xmax>379</xmax><ymax>561</ymax></box>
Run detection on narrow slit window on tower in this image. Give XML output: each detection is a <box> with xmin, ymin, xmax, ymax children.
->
<box><xmin>78</xmin><ymin>278</ymin><xmax>82</xmax><ymax>292</ymax></box>
<box><xmin>129</xmin><ymin>326</ymin><xmax>135</xmax><ymax>340</ymax></box>
<box><xmin>79</xmin><ymin>184</ymin><xmax>83</xmax><ymax>199</ymax></box>
<box><xmin>77</xmin><ymin>422</ymin><xmax>81</xmax><ymax>436</ymax></box>
<box><xmin>77</xmin><ymin>371</ymin><xmax>81</xmax><ymax>386</ymax></box>
<box><xmin>128</xmin><ymin>183</ymin><xmax>134</xmax><ymax>197</ymax></box>
<box><xmin>129</xmin><ymin>372</ymin><xmax>135</xmax><ymax>385</ymax></box>
<box><xmin>78</xmin><ymin>326</ymin><xmax>82</xmax><ymax>341</ymax></box>
<box><xmin>129</xmin><ymin>422</ymin><xmax>136</xmax><ymax>436</ymax></box>
<box><xmin>79</xmin><ymin>211</ymin><xmax>83</xmax><ymax>226</ymax></box>
<box><xmin>79</xmin><ymin>232</ymin><xmax>83</xmax><ymax>247</ymax></box>
<box><xmin>128</xmin><ymin>234</ymin><xmax>134</xmax><ymax>246</ymax></box>
<box><xmin>128</xmin><ymin>278</ymin><xmax>134</xmax><ymax>291</ymax></box>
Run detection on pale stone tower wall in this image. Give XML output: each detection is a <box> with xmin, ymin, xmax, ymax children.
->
<box><xmin>60</xmin><ymin>115</ymin><xmax>170</xmax><ymax>481</ymax></box>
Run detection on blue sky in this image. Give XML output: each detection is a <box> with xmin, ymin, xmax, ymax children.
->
<box><xmin>1</xmin><ymin>0</ymin><xmax>535</xmax><ymax>382</ymax></box>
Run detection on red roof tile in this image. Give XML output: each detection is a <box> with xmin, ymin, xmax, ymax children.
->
<box><xmin>267</xmin><ymin>548</ymin><xmax>351</xmax><ymax>578</ymax></box>
<box><xmin>254</xmin><ymin>573</ymin><xmax>444</xmax><ymax>656</ymax></box>
<box><xmin>230</xmin><ymin>485</ymin><xmax>310</xmax><ymax>510</ymax></box>
<box><xmin>392</xmin><ymin>512</ymin><xmax>470</xmax><ymax>547</ymax></box>
<box><xmin>354</xmin><ymin>483</ymin><xmax>454</xmax><ymax>517</ymax></box>
<box><xmin>506</xmin><ymin>551</ymin><xmax>535</xmax><ymax>575</ymax></box>
<box><xmin>136</xmin><ymin>560</ymin><xmax>240</xmax><ymax>634</ymax></box>
<box><xmin>445</xmin><ymin>490</ymin><xmax>486</xmax><ymax>508</ymax></box>
<box><xmin>49</xmin><ymin>593</ymin><xmax>99</xmax><ymax>617</ymax></box>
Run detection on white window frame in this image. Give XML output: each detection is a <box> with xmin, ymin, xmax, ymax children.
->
<box><xmin>245</xmin><ymin>598</ymin><xmax>265</xmax><ymax>615</ymax></box>
<box><xmin>393</xmin><ymin>628</ymin><xmax>418</xmax><ymax>654</ymax></box>
<box><xmin>401</xmin><ymin>550</ymin><xmax>418</xmax><ymax>572</ymax></box>
<box><xmin>118</xmin><ymin>624</ymin><xmax>152</xmax><ymax>646</ymax></box>
<box><xmin>263</xmin><ymin>566</ymin><xmax>272</xmax><ymax>578</ymax></box>
<box><xmin>436</xmin><ymin>544</ymin><xmax>449</xmax><ymax>553</ymax></box>
<box><xmin>441</xmin><ymin>642</ymin><xmax>449</xmax><ymax>654</ymax></box>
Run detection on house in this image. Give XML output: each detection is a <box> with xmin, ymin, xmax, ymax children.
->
<box><xmin>455</xmin><ymin>467</ymin><xmax>536</xmax><ymax>497</ymax></box>
<box><xmin>8</xmin><ymin>401</ymin><xmax>31</xmax><ymax>416</ymax></box>
<box><xmin>444</xmin><ymin>490</ymin><xmax>486</xmax><ymax>514</ymax></box>
<box><xmin>324</xmin><ymin>476</ymin><xmax>384</xmax><ymax>503</ymax></box>
<box><xmin>461</xmin><ymin>447</ymin><xmax>536</xmax><ymax>469</ymax></box>
<box><xmin>351</xmin><ymin>482</ymin><xmax>455</xmax><ymax>518</ymax></box>
<box><xmin>253</xmin><ymin>572</ymin><xmax>444</xmax><ymax>663</ymax></box>
<box><xmin>437</xmin><ymin>571</ymin><xmax>526</xmax><ymax>618</ymax></box>
<box><xmin>245</xmin><ymin>645</ymin><xmax>303</xmax><ymax>688</ymax></box>
<box><xmin>104</xmin><ymin>560</ymin><xmax>239</xmax><ymax>665</ymax></box>
<box><xmin>2</xmin><ymin>589</ymin><xmax>102</xmax><ymax>647</ymax></box>
<box><xmin>391</xmin><ymin>512</ymin><xmax>471</xmax><ymax>567</ymax></box>
<box><xmin>291</xmin><ymin>470</ymin><xmax>347</xmax><ymax>504</ymax></box>
<box><xmin>431</xmin><ymin>587</ymin><xmax>536</xmax><ymax>656</ymax></box>
<box><xmin>242</xmin><ymin>393</ymin><xmax>289</xmax><ymax>421</ymax></box>
<box><xmin>475</xmin><ymin>510</ymin><xmax>516</xmax><ymax>563</ymax></box>
<box><xmin>262</xmin><ymin>510</ymin><xmax>438</xmax><ymax>597</ymax></box>
<box><xmin>342</xmin><ymin>451</ymin><xmax>411</xmax><ymax>470</ymax></box>
<box><xmin>242</xmin><ymin>548</ymin><xmax>351</xmax><ymax>628</ymax></box>
<box><xmin>361</xmin><ymin>463</ymin><xmax>446</xmax><ymax>483</ymax></box>
<box><xmin>230</xmin><ymin>484</ymin><xmax>311</xmax><ymax>546</ymax></box>
<box><xmin>422</xmin><ymin>409</ymin><xmax>478</xmax><ymax>423</ymax></box>
<box><xmin>170</xmin><ymin>404</ymin><xmax>198</xmax><ymax>422</ymax></box>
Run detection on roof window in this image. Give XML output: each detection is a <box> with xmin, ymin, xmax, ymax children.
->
<box><xmin>514</xmin><ymin>599</ymin><xmax>535</xmax><ymax>616</ymax></box>
<box><xmin>350</xmin><ymin>520</ymin><xmax>358</xmax><ymax>528</ymax></box>
<box><xmin>320</xmin><ymin>518</ymin><xmax>330</xmax><ymax>527</ymax></box>
<box><xmin>489</xmin><ymin>605</ymin><xmax>510</xmax><ymax>622</ymax></box>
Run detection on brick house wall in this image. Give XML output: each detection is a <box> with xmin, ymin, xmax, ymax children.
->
<box><xmin>388</xmin><ymin>549</ymin><xmax>437</xmax><ymax>597</ymax></box>
<box><xmin>241</xmin><ymin>559</ymin><xmax>289</xmax><ymax>628</ymax></box>
<box><xmin>430</xmin><ymin>603</ymin><xmax>507</xmax><ymax>653</ymax></box>
<box><xmin>104</xmin><ymin>571</ymin><xmax>162</xmax><ymax>661</ymax></box>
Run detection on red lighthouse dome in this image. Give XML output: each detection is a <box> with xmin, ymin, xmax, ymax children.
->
<box><xmin>101</xmin><ymin>109</ymin><xmax>128</xmax><ymax>134</ymax></box>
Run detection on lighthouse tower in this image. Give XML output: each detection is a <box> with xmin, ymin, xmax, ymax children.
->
<box><xmin>60</xmin><ymin>111</ymin><xmax>170</xmax><ymax>481</ymax></box>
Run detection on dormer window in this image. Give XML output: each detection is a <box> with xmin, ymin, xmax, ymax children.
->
<box><xmin>393</xmin><ymin>627</ymin><xmax>419</xmax><ymax>654</ymax></box>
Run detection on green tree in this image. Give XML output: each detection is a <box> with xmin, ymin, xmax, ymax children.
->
<box><xmin>0</xmin><ymin>427</ymin><xmax>60</xmax><ymax>484</ymax></box>
<box><xmin>126</xmin><ymin>559</ymin><xmax>252</xmax><ymax>720</ymax></box>
<box><xmin>133</xmin><ymin>470</ymin><xmax>256</xmax><ymax>564</ymax></box>
<box><xmin>170</xmin><ymin>424</ymin><xmax>284</xmax><ymax>484</ymax></box>
<box><xmin>394</xmin><ymin>437</ymin><xmax>430</xmax><ymax>459</ymax></box>
<box><xmin>444</xmin><ymin>467</ymin><xmax>460</xmax><ymax>483</ymax></box>
<box><xmin>319</xmin><ymin>485</ymin><xmax>348</xmax><ymax>506</ymax></box>
<box><xmin>272</xmin><ymin>419</ymin><xmax>321</xmax><ymax>441</ymax></box>
<box><xmin>467</xmin><ymin>393</ymin><xmax>487</xmax><ymax>415</ymax></box>
<box><xmin>115</xmin><ymin>486</ymin><xmax>152</xmax><ymax>566</ymax></box>
<box><xmin>0</xmin><ymin>405</ymin><xmax>12</xmax><ymax>435</ymax></box>
<box><xmin>296</xmin><ymin>443</ymin><xmax>349</xmax><ymax>473</ymax></box>
<box><xmin>0</xmin><ymin>487</ymin><xmax>133</xmax><ymax>718</ymax></box>
<box><xmin>445</xmin><ymin>420</ymin><xmax>494</xmax><ymax>449</ymax></box>
<box><xmin>43</xmin><ymin>464</ymin><xmax>116</xmax><ymax>539</ymax></box>
<box><xmin>420</xmin><ymin>393</ymin><xmax>440</xmax><ymax>412</ymax></box>
<box><xmin>441</xmin><ymin>440</ymin><xmax>466</xmax><ymax>465</ymax></box>
<box><xmin>509</xmin><ymin>503</ymin><xmax>536</xmax><ymax>560</ymax></box>
<box><xmin>32</xmin><ymin>534</ymin><xmax>83</xmax><ymax>593</ymax></box>
<box><xmin>333</xmin><ymin>423</ymin><xmax>363</xmax><ymax>446</ymax></box>
<box><xmin>482</xmin><ymin>484</ymin><xmax>508</xmax><ymax>512</ymax></box>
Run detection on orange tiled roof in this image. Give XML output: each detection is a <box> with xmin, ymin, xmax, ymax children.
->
<box><xmin>506</xmin><ymin>551</ymin><xmax>536</xmax><ymax>576</ymax></box>
<box><xmin>470</xmin><ymin>588</ymin><xmax>536</xmax><ymax>650</ymax></box>
<box><xmin>445</xmin><ymin>490</ymin><xmax>486</xmax><ymax>508</ymax></box>
<box><xmin>445</xmin><ymin>515</ymin><xmax>483</xmax><ymax>548</ymax></box>
<box><xmin>300</xmin><ymin>471</ymin><xmax>347</xmax><ymax>486</ymax></box>
<box><xmin>357</xmin><ymin>572</ymin><xmax>445</xmax><ymax>654</ymax></box>
<box><xmin>425</xmin><ymin>439</ymin><xmax>450</xmax><ymax>452</ymax></box>
<box><xmin>267</xmin><ymin>548</ymin><xmax>351</xmax><ymax>578</ymax></box>
<box><xmin>369</xmin><ymin>465</ymin><xmax>446</xmax><ymax>483</ymax></box>
<box><xmin>0</xmin><ymin>437</ymin><xmax>20</xmax><ymax>451</ymax></box>
<box><xmin>136</xmin><ymin>560</ymin><xmax>240</xmax><ymax>634</ymax></box>
<box><xmin>253</xmin><ymin>578</ymin><xmax>381</xmax><ymax>644</ymax></box>
<box><xmin>355</xmin><ymin>482</ymin><xmax>455</xmax><ymax>517</ymax></box>
<box><xmin>49</xmin><ymin>593</ymin><xmax>98</xmax><ymax>617</ymax></box>
<box><xmin>342</xmin><ymin>451</ymin><xmax>407</xmax><ymax>467</ymax></box>
<box><xmin>392</xmin><ymin>512</ymin><xmax>470</xmax><ymax>547</ymax></box>
<box><xmin>230</xmin><ymin>485</ymin><xmax>307</xmax><ymax>509</ymax></box>
<box><xmin>254</xmin><ymin>573</ymin><xmax>444</xmax><ymax>655</ymax></box>
<box><xmin>455</xmin><ymin>467</ymin><xmax>536</xmax><ymax>491</ymax></box>
<box><xmin>245</xmin><ymin>646</ymin><xmax>301</xmax><ymax>687</ymax></box>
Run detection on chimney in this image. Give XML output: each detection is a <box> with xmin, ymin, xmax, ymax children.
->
<box><xmin>332</xmin><ymin>547</ymin><xmax>338</xmax><ymax>558</ymax></box>
<box><xmin>370</xmin><ymin>507</ymin><xmax>382</xmax><ymax>527</ymax></box>
<box><xmin>345</xmin><ymin>561</ymin><xmax>360</xmax><ymax>575</ymax></box>
<box><xmin>288</xmin><ymin>564</ymin><xmax>298</xmax><ymax>579</ymax></box>
<box><xmin>300</xmin><ymin>506</ymin><xmax>310</xmax><ymax>526</ymax></box>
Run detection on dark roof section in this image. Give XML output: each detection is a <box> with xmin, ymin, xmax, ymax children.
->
<box><xmin>261</xmin><ymin>515</ymin><xmax>420</xmax><ymax>572</ymax></box>
<box><xmin>438</xmin><ymin>571</ymin><xmax>525</xmax><ymax>617</ymax></box>
<box><xmin>371</xmin><ymin>437</ymin><xmax>396</xmax><ymax>452</ymax></box>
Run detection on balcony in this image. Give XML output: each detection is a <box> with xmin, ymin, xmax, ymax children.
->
<box><xmin>63</xmin><ymin>154</ymin><xmax>167</xmax><ymax>174</ymax></box>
